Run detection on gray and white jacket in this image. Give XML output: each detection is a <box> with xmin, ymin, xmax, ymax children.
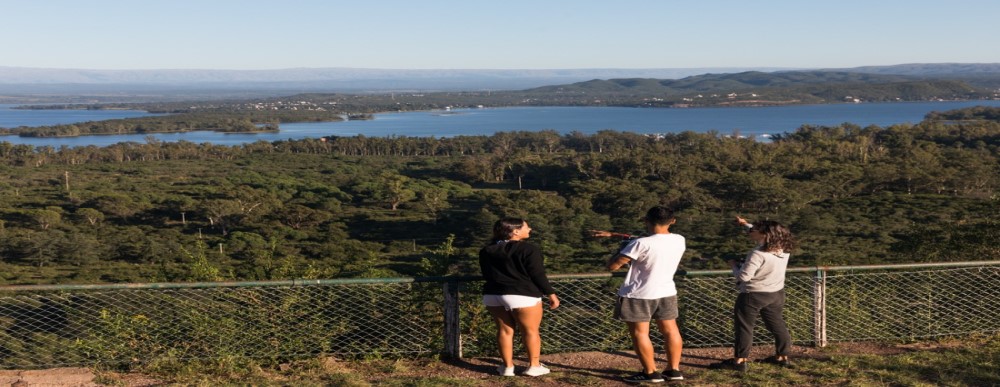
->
<box><xmin>733</xmin><ymin>247</ymin><xmax>790</xmax><ymax>293</ymax></box>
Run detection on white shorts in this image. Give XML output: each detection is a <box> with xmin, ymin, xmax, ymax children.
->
<box><xmin>482</xmin><ymin>294</ymin><xmax>542</xmax><ymax>310</ymax></box>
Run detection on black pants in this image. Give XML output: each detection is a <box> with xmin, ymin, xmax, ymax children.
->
<box><xmin>733</xmin><ymin>290</ymin><xmax>792</xmax><ymax>359</ymax></box>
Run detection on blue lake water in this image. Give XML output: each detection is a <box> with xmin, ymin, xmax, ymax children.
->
<box><xmin>0</xmin><ymin>104</ymin><xmax>156</xmax><ymax>128</ymax></box>
<box><xmin>2</xmin><ymin>100</ymin><xmax>1000</xmax><ymax>148</ymax></box>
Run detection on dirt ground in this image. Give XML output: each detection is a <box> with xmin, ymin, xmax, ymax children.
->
<box><xmin>405</xmin><ymin>342</ymin><xmax>914</xmax><ymax>386</ymax></box>
<box><xmin>0</xmin><ymin>367</ymin><xmax>159</xmax><ymax>387</ymax></box>
<box><xmin>0</xmin><ymin>340</ymin><xmax>956</xmax><ymax>386</ymax></box>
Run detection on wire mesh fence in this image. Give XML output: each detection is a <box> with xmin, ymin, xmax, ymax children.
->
<box><xmin>823</xmin><ymin>266</ymin><xmax>1000</xmax><ymax>342</ymax></box>
<box><xmin>0</xmin><ymin>263</ymin><xmax>997</xmax><ymax>369</ymax></box>
<box><xmin>0</xmin><ymin>280</ymin><xmax>445</xmax><ymax>369</ymax></box>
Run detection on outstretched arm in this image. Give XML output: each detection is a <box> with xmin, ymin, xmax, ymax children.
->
<box><xmin>589</xmin><ymin>229</ymin><xmax>634</xmax><ymax>239</ymax></box>
<box><xmin>735</xmin><ymin>216</ymin><xmax>754</xmax><ymax>235</ymax></box>
<box><xmin>607</xmin><ymin>254</ymin><xmax>632</xmax><ymax>271</ymax></box>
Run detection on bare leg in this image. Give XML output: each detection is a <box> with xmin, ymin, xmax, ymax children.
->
<box><xmin>512</xmin><ymin>301</ymin><xmax>544</xmax><ymax>367</ymax></box>
<box><xmin>487</xmin><ymin>306</ymin><xmax>516</xmax><ymax>368</ymax></box>
<box><xmin>657</xmin><ymin>319</ymin><xmax>683</xmax><ymax>370</ymax></box>
<box><xmin>626</xmin><ymin>321</ymin><xmax>657</xmax><ymax>373</ymax></box>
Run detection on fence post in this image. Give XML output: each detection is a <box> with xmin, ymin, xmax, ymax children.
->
<box><xmin>813</xmin><ymin>268</ymin><xmax>827</xmax><ymax>347</ymax></box>
<box><xmin>443</xmin><ymin>281</ymin><xmax>462</xmax><ymax>358</ymax></box>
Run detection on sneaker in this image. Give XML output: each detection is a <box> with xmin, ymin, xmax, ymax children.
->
<box><xmin>622</xmin><ymin>371</ymin><xmax>665</xmax><ymax>383</ymax></box>
<box><xmin>497</xmin><ymin>365</ymin><xmax>515</xmax><ymax>376</ymax></box>
<box><xmin>708</xmin><ymin>359</ymin><xmax>748</xmax><ymax>372</ymax></box>
<box><xmin>663</xmin><ymin>369</ymin><xmax>684</xmax><ymax>381</ymax></box>
<box><xmin>763</xmin><ymin>355</ymin><xmax>792</xmax><ymax>368</ymax></box>
<box><xmin>522</xmin><ymin>364</ymin><xmax>550</xmax><ymax>377</ymax></box>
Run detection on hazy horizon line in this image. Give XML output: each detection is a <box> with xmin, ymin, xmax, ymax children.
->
<box><xmin>3</xmin><ymin>62</ymin><xmax>998</xmax><ymax>72</ymax></box>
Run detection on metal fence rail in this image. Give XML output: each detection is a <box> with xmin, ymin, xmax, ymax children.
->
<box><xmin>0</xmin><ymin>262</ymin><xmax>998</xmax><ymax>369</ymax></box>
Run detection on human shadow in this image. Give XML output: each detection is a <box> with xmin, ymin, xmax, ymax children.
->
<box><xmin>440</xmin><ymin>357</ymin><xmax>500</xmax><ymax>375</ymax></box>
<box><xmin>443</xmin><ymin>354</ymin><xmax>628</xmax><ymax>383</ymax></box>
<box><xmin>540</xmin><ymin>349</ymin><xmax>721</xmax><ymax>382</ymax></box>
<box><xmin>540</xmin><ymin>358</ymin><xmax>627</xmax><ymax>383</ymax></box>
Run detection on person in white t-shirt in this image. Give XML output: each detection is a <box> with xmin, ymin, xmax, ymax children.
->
<box><xmin>606</xmin><ymin>206</ymin><xmax>686</xmax><ymax>383</ymax></box>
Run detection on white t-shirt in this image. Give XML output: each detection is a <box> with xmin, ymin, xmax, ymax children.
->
<box><xmin>616</xmin><ymin>233</ymin><xmax>686</xmax><ymax>299</ymax></box>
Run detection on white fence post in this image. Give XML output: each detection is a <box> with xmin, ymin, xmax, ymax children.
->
<box><xmin>813</xmin><ymin>268</ymin><xmax>827</xmax><ymax>347</ymax></box>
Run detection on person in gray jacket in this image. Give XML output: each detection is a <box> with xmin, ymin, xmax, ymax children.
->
<box><xmin>710</xmin><ymin>216</ymin><xmax>796</xmax><ymax>372</ymax></box>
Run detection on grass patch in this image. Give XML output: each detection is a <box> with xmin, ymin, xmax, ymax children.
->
<box><xmin>843</xmin><ymin>335</ymin><xmax>1000</xmax><ymax>386</ymax></box>
<box><xmin>692</xmin><ymin>334</ymin><xmax>999</xmax><ymax>386</ymax></box>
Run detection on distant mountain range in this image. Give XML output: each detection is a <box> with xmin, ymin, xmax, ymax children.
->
<box><xmin>828</xmin><ymin>63</ymin><xmax>1000</xmax><ymax>76</ymax></box>
<box><xmin>527</xmin><ymin>71</ymin><xmax>924</xmax><ymax>94</ymax></box>
<box><xmin>0</xmin><ymin>63</ymin><xmax>997</xmax><ymax>102</ymax></box>
<box><xmin>522</xmin><ymin>69</ymin><xmax>993</xmax><ymax>106</ymax></box>
<box><xmin>0</xmin><ymin>67</ymin><xmax>793</xmax><ymax>93</ymax></box>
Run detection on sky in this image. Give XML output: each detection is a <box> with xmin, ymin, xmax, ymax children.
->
<box><xmin>4</xmin><ymin>0</ymin><xmax>999</xmax><ymax>70</ymax></box>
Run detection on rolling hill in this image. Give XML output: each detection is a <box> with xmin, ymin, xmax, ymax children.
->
<box><xmin>521</xmin><ymin>70</ymin><xmax>991</xmax><ymax>105</ymax></box>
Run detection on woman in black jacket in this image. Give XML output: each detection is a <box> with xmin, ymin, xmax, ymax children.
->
<box><xmin>479</xmin><ymin>218</ymin><xmax>560</xmax><ymax>377</ymax></box>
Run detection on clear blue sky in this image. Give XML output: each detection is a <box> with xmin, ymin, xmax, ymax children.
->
<box><xmin>5</xmin><ymin>0</ymin><xmax>999</xmax><ymax>70</ymax></box>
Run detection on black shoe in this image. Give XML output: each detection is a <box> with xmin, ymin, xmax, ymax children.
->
<box><xmin>623</xmin><ymin>371</ymin><xmax>665</xmax><ymax>383</ymax></box>
<box><xmin>663</xmin><ymin>369</ymin><xmax>684</xmax><ymax>381</ymax></box>
<box><xmin>708</xmin><ymin>359</ymin><xmax>748</xmax><ymax>372</ymax></box>
<box><xmin>763</xmin><ymin>355</ymin><xmax>792</xmax><ymax>368</ymax></box>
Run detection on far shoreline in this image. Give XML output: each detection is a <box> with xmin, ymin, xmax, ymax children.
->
<box><xmin>2</xmin><ymin>100</ymin><xmax>999</xmax><ymax>146</ymax></box>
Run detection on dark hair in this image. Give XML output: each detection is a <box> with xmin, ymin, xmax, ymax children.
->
<box><xmin>643</xmin><ymin>206</ymin><xmax>675</xmax><ymax>226</ymax></box>
<box><xmin>492</xmin><ymin>218</ymin><xmax>526</xmax><ymax>242</ymax></box>
<box><xmin>753</xmin><ymin>220</ymin><xmax>796</xmax><ymax>253</ymax></box>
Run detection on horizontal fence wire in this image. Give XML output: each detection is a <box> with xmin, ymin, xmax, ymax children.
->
<box><xmin>0</xmin><ymin>263</ymin><xmax>998</xmax><ymax>369</ymax></box>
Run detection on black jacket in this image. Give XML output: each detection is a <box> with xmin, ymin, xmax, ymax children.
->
<box><xmin>479</xmin><ymin>241</ymin><xmax>556</xmax><ymax>297</ymax></box>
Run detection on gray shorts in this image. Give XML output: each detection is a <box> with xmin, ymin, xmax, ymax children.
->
<box><xmin>614</xmin><ymin>296</ymin><xmax>679</xmax><ymax>322</ymax></box>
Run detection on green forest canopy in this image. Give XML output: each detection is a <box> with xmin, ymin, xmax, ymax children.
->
<box><xmin>0</xmin><ymin>106</ymin><xmax>997</xmax><ymax>285</ymax></box>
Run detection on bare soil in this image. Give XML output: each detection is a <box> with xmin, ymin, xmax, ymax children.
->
<box><xmin>0</xmin><ymin>367</ymin><xmax>160</xmax><ymax>387</ymax></box>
